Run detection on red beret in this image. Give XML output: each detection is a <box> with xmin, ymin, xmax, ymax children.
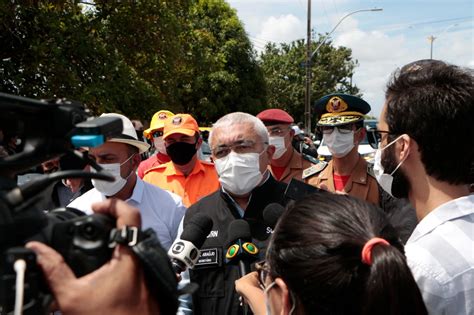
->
<box><xmin>257</xmin><ymin>109</ymin><xmax>294</xmax><ymax>124</ymax></box>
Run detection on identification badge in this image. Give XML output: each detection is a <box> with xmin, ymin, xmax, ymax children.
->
<box><xmin>193</xmin><ymin>248</ymin><xmax>221</xmax><ymax>269</ymax></box>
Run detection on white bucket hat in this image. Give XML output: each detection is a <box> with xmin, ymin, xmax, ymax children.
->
<box><xmin>100</xmin><ymin>113</ymin><xmax>150</xmax><ymax>154</ymax></box>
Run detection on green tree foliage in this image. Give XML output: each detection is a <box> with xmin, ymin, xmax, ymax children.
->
<box><xmin>178</xmin><ymin>0</ymin><xmax>267</xmax><ymax>124</ymax></box>
<box><xmin>259</xmin><ymin>36</ymin><xmax>360</xmax><ymax>123</ymax></box>
<box><xmin>0</xmin><ymin>0</ymin><xmax>266</xmax><ymax>124</ymax></box>
<box><xmin>0</xmin><ymin>2</ymin><xmax>164</xmax><ymax>117</ymax></box>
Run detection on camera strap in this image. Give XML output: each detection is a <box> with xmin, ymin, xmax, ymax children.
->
<box><xmin>108</xmin><ymin>225</ymin><xmax>142</xmax><ymax>248</ymax></box>
<box><xmin>108</xmin><ymin>226</ymin><xmax>189</xmax><ymax>315</ymax></box>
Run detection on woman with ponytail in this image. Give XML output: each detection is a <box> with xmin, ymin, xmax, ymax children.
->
<box><xmin>235</xmin><ymin>193</ymin><xmax>427</xmax><ymax>315</ymax></box>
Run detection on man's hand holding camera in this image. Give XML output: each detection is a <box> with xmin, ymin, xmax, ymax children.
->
<box><xmin>27</xmin><ymin>199</ymin><xmax>160</xmax><ymax>315</ymax></box>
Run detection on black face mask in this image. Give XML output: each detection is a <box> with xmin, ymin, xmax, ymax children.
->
<box><xmin>382</xmin><ymin>144</ymin><xmax>411</xmax><ymax>199</ymax></box>
<box><xmin>166</xmin><ymin>142</ymin><xmax>197</xmax><ymax>165</ymax></box>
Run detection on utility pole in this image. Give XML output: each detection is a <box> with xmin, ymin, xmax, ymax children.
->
<box><xmin>304</xmin><ymin>0</ymin><xmax>312</xmax><ymax>135</ymax></box>
<box><xmin>428</xmin><ymin>35</ymin><xmax>436</xmax><ymax>59</ymax></box>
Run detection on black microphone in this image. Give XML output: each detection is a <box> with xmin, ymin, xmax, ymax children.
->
<box><xmin>225</xmin><ymin>219</ymin><xmax>259</xmax><ymax>278</ymax></box>
<box><xmin>168</xmin><ymin>213</ymin><xmax>213</xmax><ymax>274</ymax></box>
<box><xmin>263</xmin><ymin>203</ymin><xmax>285</xmax><ymax>230</ymax></box>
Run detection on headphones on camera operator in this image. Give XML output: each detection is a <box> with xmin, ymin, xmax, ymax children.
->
<box><xmin>0</xmin><ymin>92</ymin><xmax>180</xmax><ymax>315</ymax></box>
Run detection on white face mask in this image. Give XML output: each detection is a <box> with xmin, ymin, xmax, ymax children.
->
<box><xmin>214</xmin><ymin>151</ymin><xmax>263</xmax><ymax>196</ymax></box>
<box><xmin>265</xmin><ymin>281</ymin><xmax>277</xmax><ymax>315</ymax></box>
<box><xmin>323</xmin><ymin>128</ymin><xmax>354</xmax><ymax>158</ymax></box>
<box><xmin>92</xmin><ymin>154</ymin><xmax>135</xmax><ymax>196</ymax></box>
<box><xmin>153</xmin><ymin>137</ymin><xmax>167</xmax><ymax>155</ymax></box>
<box><xmin>269</xmin><ymin>136</ymin><xmax>287</xmax><ymax>159</ymax></box>
<box><xmin>373</xmin><ymin>135</ymin><xmax>406</xmax><ymax>197</ymax></box>
<box><xmin>264</xmin><ymin>281</ymin><xmax>295</xmax><ymax>315</ymax></box>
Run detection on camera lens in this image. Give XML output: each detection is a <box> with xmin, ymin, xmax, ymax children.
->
<box><xmin>81</xmin><ymin>223</ymin><xmax>98</xmax><ymax>240</ymax></box>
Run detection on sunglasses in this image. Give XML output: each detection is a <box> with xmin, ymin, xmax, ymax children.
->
<box><xmin>318</xmin><ymin>124</ymin><xmax>359</xmax><ymax>135</ymax></box>
<box><xmin>366</xmin><ymin>127</ymin><xmax>397</xmax><ymax>149</ymax></box>
<box><xmin>152</xmin><ymin>131</ymin><xmax>164</xmax><ymax>138</ymax></box>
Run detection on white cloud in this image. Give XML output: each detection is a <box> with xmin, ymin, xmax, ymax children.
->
<box><xmin>330</xmin><ymin>23</ymin><xmax>473</xmax><ymax>117</ymax></box>
<box><xmin>329</xmin><ymin>21</ymin><xmax>410</xmax><ymax>117</ymax></box>
<box><xmin>228</xmin><ymin>2</ymin><xmax>474</xmax><ymax>119</ymax></box>
<box><xmin>257</xmin><ymin>14</ymin><xmax>305</xmax><ymax>44</ymax></box>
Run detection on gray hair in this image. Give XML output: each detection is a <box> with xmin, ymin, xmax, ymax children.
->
<box><xmin>209</xmin><ymin>112</ymin><xmax>269</xmax><ymax>148</ymax></box>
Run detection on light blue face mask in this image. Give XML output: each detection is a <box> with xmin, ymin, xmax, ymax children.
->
<box><xmin>264</xmin><ymin>281</ymin><xmax>296</xmax><ymax>315</ymax></box>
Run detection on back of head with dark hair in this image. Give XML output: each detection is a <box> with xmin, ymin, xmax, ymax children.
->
<box><xmin>266</xmin><ymin>193</ymin><xmax>427</xmax><ymax>315</ymax></box>
<box><xmin>384</xmin><ymin>59</ymin><xmax>474</xmax><ymax>184</ymax></box>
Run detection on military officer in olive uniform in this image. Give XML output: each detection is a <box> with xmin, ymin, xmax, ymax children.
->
<box><xmin>304</xmin><ymin>93</ymin><xmax>418</xmax><ymax>243</ymax></box>
<box><xmin>303</xmin><ymin>93</ymin><xmax>380</xmax><ymax>204</ymax></box>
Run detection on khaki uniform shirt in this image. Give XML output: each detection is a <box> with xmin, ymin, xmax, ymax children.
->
<box><xmin>306</xmin><ymin>156</ymin><xmax>379</xmax><ymax>205</ymax></box>
<box><xmin>269</xmin><ymin>150</ymin><xmax>314</xmax><ymax>184</ymax></box>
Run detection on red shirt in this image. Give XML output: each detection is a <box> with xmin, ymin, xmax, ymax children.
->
<box><xmin>333</xmin><ymin>173</ymin><xmax>350</xmax><ymax>191</ymax></box>
<box><xmin>137</xmin><ymin>152</ymin><xmax>170</xmax><ymax>179</ymax></box>
<box><xmin>271</xmin><ymin>165</ymin><xmax>286</xmax><ymax>181</ymax></box>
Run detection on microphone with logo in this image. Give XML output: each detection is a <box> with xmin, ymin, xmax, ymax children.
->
<box><xmin>225</xmin><ymin>220</ymin><xmax>259</xmax><ymax>277</ymax></box>
<box><xmin>263</xmin><ymin>203</ymin><xmax>285</xmax><ymax>230</ymax></box>
<box><xmin>168</xmin><ymin>213</ymin><xmax>213</xmax><ymax>274</ymax></box>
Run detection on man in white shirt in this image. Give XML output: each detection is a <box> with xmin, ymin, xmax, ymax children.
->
<box><xmin>69</xmin><ymin>113</ymin><xmax>186</xmax><ymax>250</ymax></box>
<box><xmin>375</xmin><ymin>59</ymin><xmax>473</xmax><ymax>314</ymax></box>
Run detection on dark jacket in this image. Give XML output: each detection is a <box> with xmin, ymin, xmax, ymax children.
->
<box><xmin>184</xmin><ymin>175</ymin><xmax>287</xmax><ymax>315</ymax></box>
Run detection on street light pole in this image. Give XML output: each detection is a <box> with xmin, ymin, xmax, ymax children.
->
<box><xmin>428</xmin><ymin>35</ymin><xmax>436</xmax><ymax>59</ymax></box>
<box><xmin>427</xmin><ymin>24</ymin><xmax>458</xmax><ymax>59</ymax></box>
<box><xmin>304</xmin><ymin>7</ymin><xmax>382</xmax><ymax>134</ymax></box>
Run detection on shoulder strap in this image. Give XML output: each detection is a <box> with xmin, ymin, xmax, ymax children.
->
<box><xmin>302</xmin><ymin>161</ymin><xmax>327</xmax><ymax>179</ymax></box>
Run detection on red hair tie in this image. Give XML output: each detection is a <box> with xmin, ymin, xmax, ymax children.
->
<box><xmin>361</xmin><ymin>237</ymin><xmax>390</xmax><ymax>265</ymax></box>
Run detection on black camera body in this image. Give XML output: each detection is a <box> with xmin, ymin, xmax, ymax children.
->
<box><xmin>0</xmin><ymin>212</ymin><xmax>114</xmax><ymax>314</ymax></box>
<box><xmin>31</xmin><ymin>211</ymin><xmax>115</xmax><ymax>277</ymax></box>
<box><xmin>0</xmin><ymin>92</ymin><xmax>121</xmax><ymax>314</ymax></box>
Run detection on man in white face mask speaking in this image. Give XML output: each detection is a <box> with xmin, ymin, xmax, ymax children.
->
<box><xmin>68</xmin><ymin>113</ymin><xmax>186</xmax><ymax>250</ymax></box>
<box><xmin>182</xmin><ymin>112</ymin><xmax>288</xmax><ymax>315</ymax></box>
<box><xmin>304</xmin><ymin>93</ymin><xmax>380</xmax><ymax>204</ymax></box>
<box><xmin>256</xmin><ymin>108</ymin><xmax>320</xmax><ymax>183</ymax></box>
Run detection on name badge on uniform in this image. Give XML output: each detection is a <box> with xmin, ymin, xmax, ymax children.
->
<box><xmin>194</xmin><ymin>248</ymin><xmax>222</xmax><ymax>269</ymax></box>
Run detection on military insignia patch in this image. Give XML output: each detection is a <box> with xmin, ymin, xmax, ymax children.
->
<box><xmin>326</xmin><ymin>96</ymin><xmax>348</xmax><ymax>113</ymax></box>
<box><xmin>302</xmin><ymin>161</ymin><xmax>327</xmax><ymax>179</ymax></box>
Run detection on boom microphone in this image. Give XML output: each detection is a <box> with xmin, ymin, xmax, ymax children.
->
<box><xmin>263</xmin><ymin>203</ymin><xmax>285</xmax><ymax>230</ymax></box>
<box><xmin>168</xmin><ymin>214</ymin><xmax>213</xmax><ymax>274</ymax></box>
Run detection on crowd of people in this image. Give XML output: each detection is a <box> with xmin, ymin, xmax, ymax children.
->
<box><xmin>2</xmin><ymin>58</ymin><xmax>472</xmax><ymax>315</ymax></box>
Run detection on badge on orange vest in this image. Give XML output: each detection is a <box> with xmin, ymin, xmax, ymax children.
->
<box><xmin>302</xmin><ymin>161</ymin><xmax>327</xmax><ymax>179</ymax></box>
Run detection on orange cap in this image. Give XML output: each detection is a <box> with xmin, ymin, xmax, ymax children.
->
<box><xmin>163</xmin><ymin>114</ymin><xmax>199</xmax><ymax>140</ymax></box>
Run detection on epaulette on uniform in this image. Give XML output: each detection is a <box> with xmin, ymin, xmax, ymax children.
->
<box><xmin>143</xmin><ymin>163</ymin><xmax>167</xmax><ymax>176</ymax></box>
<box><xmin>302</xmin><ymin>161</ymin><xmax>327</xmax><ymax>179</ymax></box>
<box><xmin>302</xmin><ymin>153</ymin><xmax>319</xmax><ymax>164</ymax></box>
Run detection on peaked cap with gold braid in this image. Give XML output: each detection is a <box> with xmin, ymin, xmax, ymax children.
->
<box><xmin>314</xmin><ymin>93</ymin><xmax>371</xmax><ymax>126</ymax></box>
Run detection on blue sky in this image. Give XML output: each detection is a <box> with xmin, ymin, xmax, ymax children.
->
<box><xmin>227</xmin><ymin>0</ymin><xmax>474</xmax><ymax>117</ymax></box>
